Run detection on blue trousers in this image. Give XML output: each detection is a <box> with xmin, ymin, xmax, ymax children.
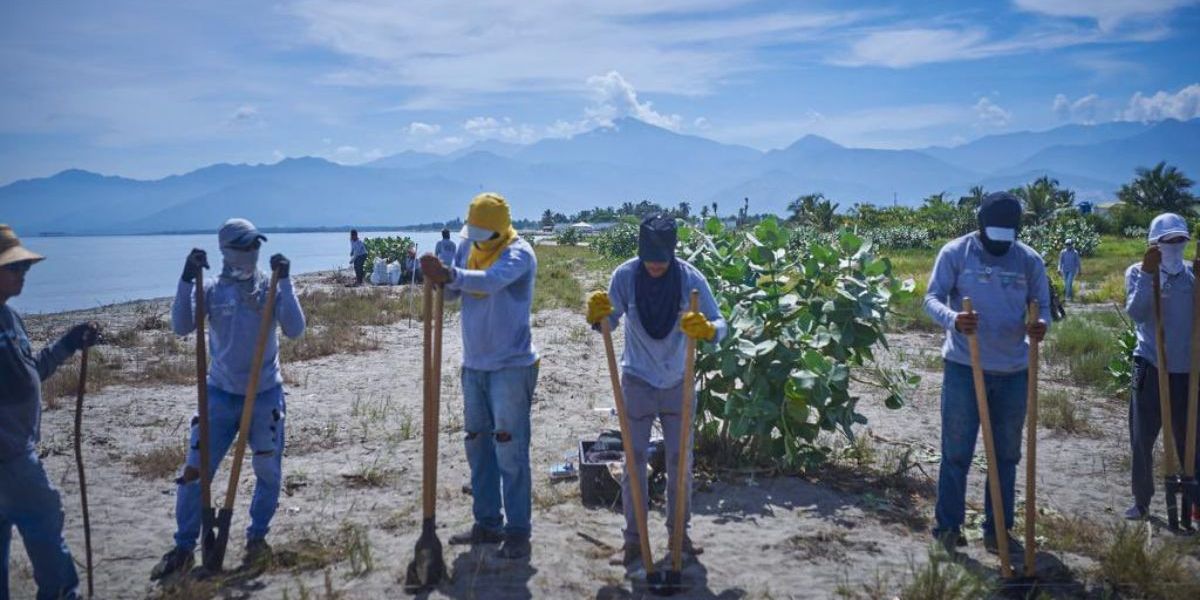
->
<box><xmin>461</xmin><ymin>364</ymin><xmax>538</xmax><ymax>538</ymax></box>
<box><xmin>1063</xmin><ymin>271</ymin><xmax>1077</xmax><ymax>300</ymax></box>
<box><xmin>0</xmin><ymin>450</ymin><xmax>78</xmax><ymax>600</ymax></box>
<box><xmin>935</xmin><ymin>360</ymin><xmax>1027</xmax><ymax>537</ymax></box>
<box><xmin>1129</xmin><ymin>359</ymin><xmax>1199</xmax><ymax>509</ymax></box>
<box><xmin>619</xmin><ymin>374</ymin><xmax>693</xmax><ymax>545</ymax></box>
<box><xmin>173</xmin><ymin>385</ymin><xmax>285</xmax><ymax>551</ymax></box>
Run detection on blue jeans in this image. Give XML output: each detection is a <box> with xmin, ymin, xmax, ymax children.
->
<box><xmin>1063</xmin><ymin>271</ymin><xmax>1076</xmax><ymax>300</ymax></box>
<box><xmin>461</xmin><ymin>364</ymin><xmax>538</xmax><ymax>538</ymax></box>
<box><xmin>0</xmin><ymin>450</ymin><xmax>79</xmax><ymax>600</ymax></box>
<box><xmin>620</xmin><ymin>374</ymin><xmax>693</xmax><ymax>545</ymax></box>
<box><xmin>935</xmin><ymin>360</ymin><xmax>1027</xmax><ymax>537</ymax></box>
<box><xmin>173</xmin><ymin>385</ymin><xmax>285</xmax><ymax>551</ymax></box>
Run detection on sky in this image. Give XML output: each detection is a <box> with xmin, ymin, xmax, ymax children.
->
<box><xmin>1</xmin><ymin>0</ymin><xmax>1198</xmax><ymax>184</ymax></box>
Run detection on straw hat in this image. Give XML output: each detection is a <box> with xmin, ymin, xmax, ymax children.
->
<box><xmin>0</xmin><ymin>224</ymin><xmax>45</xmax><ymax>268</ymax></box>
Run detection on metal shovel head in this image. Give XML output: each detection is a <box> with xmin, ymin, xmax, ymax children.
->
<box><xmin>404</xmin><ymin>517</ymin><xmax>445</xmax><ymax>593</ymax></box>
<box><xmin>999</xmin><ymin>576</ymin><xmax>1041</xmax><ymax>598</ymax></box>
<box><xmin>1165</xmin><ymin>476</ymin><xmax>1181</xmax><ymax>530</ymax></box>
<box><xmin>203</xmin><ymin>507</ymin><xmax>233</xmax><ymax>573</ymax></box>
<box><xmin>646</xmin><ymin>570</ymin><xmax>682</xmax><ymax>596</ymax></box>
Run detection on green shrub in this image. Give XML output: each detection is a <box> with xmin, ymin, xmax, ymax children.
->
<box><xmin>1045</xmin><ymin>314</ymin><xmax>1118</xmax><ymax>386</ymax></box>
<box><xmin>591</xmin><ymin>223</ymin><xmax>638</xmax><ymax>260</ymax></box>
<box><xmin>1022</xmin><ymin>211</ymin><xmax>1100</xmax><ymax>258</ymax></box>
<box><xmin>555</xmin><ymin>227</ymin><xmax>582</xmax><ymax>246</ymax></box>
<box><xmin>362</xmin><ymin>236</ymin><xmax>414</xmax><ymax>266</ymax></box>
<box><xmin>683</xmin><ymin>216</ymin><xmax>918</xmax><ymax>469</ymax></box>
<box><xmin>862</xmin><ymin>226</ymin><xmax>932</xmax><ymax>250</ymax></box>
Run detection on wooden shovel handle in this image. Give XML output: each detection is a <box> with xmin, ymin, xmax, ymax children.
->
<box><xmin>421</xmin><ymin>281</ymin><xmax>437</xmax><ymax>518</ymax></box>
<box><xmin>963</xmin><ymin>297</ymin><xmax>1013</xmax><ymax>578</ymax></box>
<box><xmin>195</xmin><ymin>280</ymin><xmax>213</xmax><ymax>511</ymax></box>
<box><xmin>74</xmin><ymin>348</ymin><xmax>94</xmax><ymax>598</ymax></box>
<box><xmin>1151</xmin><ymin>271</ymin><xmax>1181</xmax><ymax>473</ymax></box>
<box><xmin>1186</xmin><ymin>237</ymin><xmax>1200</xmax><ymax>478</ymax></box>
<box><xmin>222</xmin><ymin>269</ymin><xmax>281</xmax><ymax>510</ymax></box>
<box><xmin>671</xmin><ymin>290</ymin><xmax>701</xmax><ymax>572</ymax></box>
<box><xmin>600</xmin><ymin>318</ymin><xmax>656</xmax><ymax>575</ymax></box>
<box><xmin>1024</xmin><ymin>300</ymin><xmax>1039</xmax><ymax>577</ymax></box>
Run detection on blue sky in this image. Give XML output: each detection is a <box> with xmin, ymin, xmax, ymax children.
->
<box><xmin>1</xmin><ymin>0</ymin><xmax>1198</xmax><ymax>184</ymax></box>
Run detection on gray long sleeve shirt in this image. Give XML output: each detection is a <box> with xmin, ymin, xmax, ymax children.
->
<box><xmin>1058</xmin><ymin>248</ymin><xmax>1081</xmax><ymax>275</ymax></box>
<box><xmin>444</xmin><ymin>238</ymin><xmax>540</xmax><ymax>371</ymax></box>
<box><xmin>1125</xmin><ymin>263</ymin><xmax>1194</xmax><ymax>373</ymax></box>
<box><xmin>172</xmin><ymin>275</ymin><xmax>306</xmax><ymax>395</ymax></box>
<box><xmin>0</xmin><ymin>304</ymin><xmax>73</xmax><ymax>461</ymax></box>
<box><xmin>923</xmin><ymin>233</ymin><xmax>1052</xmax><ymax>373</ymax></box>
<box><xmin>603</xmin><ymin>258</ymin><xmax>728</xmax><ymax>389</ymax></box>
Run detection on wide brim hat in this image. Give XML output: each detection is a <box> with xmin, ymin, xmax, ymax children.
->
<box><xmin>0</xmin><ymin>224</ymin><xmax>45</xmax><ymax>267</ymax></box>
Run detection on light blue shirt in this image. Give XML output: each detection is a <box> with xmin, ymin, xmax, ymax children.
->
<box><xmin>446</xmin><ymin>238</ymin><xmax>539</xmax><ymax>371</ymax></box>
<box><xmin>436</xmin><ymin>239</ymin><xmax>457</xmax><ymax>265</ymax></box>
<box><xmin>1058</xmin><ymin>248</ymin><xmax>1081</xmax><ymax>275</ymax></box>
<box><xmin>351</xmin><ymin>239</ymin><xmax>367</xmax><ymax>259</ymax></box>
<box><xmin>172</xmin><ymin>275</ymin><xmax>306</xmax><ymax>395</ymax></box>
<box><xmin>1125</xmin><ymin>263</ymin><xmax>1195</xmax><ymax>373</ymax></box>
<box><xmin>0</xmin><ymin>305</ymin><xmax>72</xmax><ymax>461</ymax></box>
<box><xmin>604</xmin><ymin>258</ymin><xmax>727</xmax><ymax>389</ymax></box>
<box><xmin>924</xmin><ymin>233</ymin><xmax>1052</xmax><ymax>374</ymax></box>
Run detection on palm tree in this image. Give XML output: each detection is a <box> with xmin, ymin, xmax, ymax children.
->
<box><xmin>1118</xmin><ymin>162</ymin><xmax>1197</xmax><ymax>214</ymax></box>
<box><xmin>1013</xmin><ymin>176</ymin><xmax>1073</xmax><ymax>225</ymax></box>
<box><xmin>700</xmin><ymin>205</ymin><xmax>710</xmax><ymax>219</ymax></box>
<box><xmin>959</xmin><ymin>185</ymin><xmax>986</xmax><ymax>210</ymax></box>
<box><xmin>677</xmin><ymin>201</ymin><xmax>691</xmax><ymax>219</ymax></box>
<box><xmin>788</xmin><ymin>193</ymin><xmax>839</xmax><ymax>231</ymax></box>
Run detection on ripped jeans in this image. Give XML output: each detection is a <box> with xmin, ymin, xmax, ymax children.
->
<box><xmin>461</xmin><ymin>364</ymin><xmax>538</xmax><ymax>538</ymax></box>
<box><xmin>173</xmin><ymin>385</ymin><xmax>285</xmax><ymax>551</ymax></box>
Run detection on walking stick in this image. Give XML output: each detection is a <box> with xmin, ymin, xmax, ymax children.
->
<box><xmin>665</xmin><ymin>290</ymin><xmax>701</xmax><ymax>593</ymax></box>
<box><xmin>1183</xmin><ymin>238</ymin><xmax>1200</xmax><ymax>530</ymax></box>
<box><xmin>1024</xmin><ymin>301</ymin><xmax>1040</xmax><ymax>577</ymax></box>
<box><xmin>404</xmin><ymin>280</ymin><xmax>446</xmax><ymax>592</ymax></box>
<box><xmin>195</xmin><ymin>279</ymin><xmax>218</xmax><ymax>571</ymax></box>
<box><xmin>1151</xmin><ymin>267</ymin><xmax>1184</xmax><ymax>530</ymax></box>
<box><xmin>962</xmin><ymin>297</ymin><xmax>1013</xmax><ymax>578</ymax></box>
<box><xmin>73</xmin><ymin>347</ymin><xmax>94</xmax><ymax>598</ymax></box>
<box><xmin>599</xmin><ymin>317</ymin><xmax>665</xmax><ymax>591</ymax></box>
<box><xmin>207</xmin><ymin>268</ymin><xmax>280</xmax><ymax>572</ymax></box>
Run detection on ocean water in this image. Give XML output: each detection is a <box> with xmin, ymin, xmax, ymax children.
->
<box><xmin>10</xmin><ymin>230</ymin><xmax>446</xmax><ymax>314</ymax></box>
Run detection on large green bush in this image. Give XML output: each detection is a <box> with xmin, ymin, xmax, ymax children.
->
<box><xmin>861</xmin><ymin>226</ymin><xmax>932</xmax><ymax>250</ymax></box>
<box><xmin>680</xmin><ymin>217</ymin><xmax>918</xmax><ymax>469</ymax></box>
<box><xmin>591</xmin><ymin>222</ymin><xmax>639</xmax><ymax>260</ymax></box>
<box><xmin>362</xmin><ymin>236</ymin><xmax>414</xmax><ymax>266</ymax></box>
<box><xmin>1021</xmin><ymin>212</ymin><xmax>1100</xmax><ymax>259</ymax></box>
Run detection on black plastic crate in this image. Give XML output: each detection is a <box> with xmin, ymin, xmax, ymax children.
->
<box><xmin>579</xmin><ymin>439</ymin><xmax>623</xmax><ymax>509</ymax></box>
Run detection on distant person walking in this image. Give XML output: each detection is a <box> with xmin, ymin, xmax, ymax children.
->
<box><xmin>1</xmin><ymin>224</ymin><xmax>101</xmax><ymax>600</ymax></box>
<box><xmin>350</xmin><ymin>230</ymin><xmax>368</xmax><ymax>286</ymax></box>
<box><xmin>435</xmin><ymin>228</ymin><xmax>457</xmax><ymax>267</ymax></box>
<box><xmin>1058</xmin><ymin>239</ymin><xmax>1081</xmax><ymax>301</ymax></box>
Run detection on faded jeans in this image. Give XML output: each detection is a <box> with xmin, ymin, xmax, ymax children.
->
<box><xmin>934</xmin><ymin>360</ymin><xmax>1027</xmax><ymax>537</ymax></box>
<box><xmin>620</xmin><ymin>373</ymin><xmax>694</xmax><ymax>546</ymax></box>
<box><xmin>174</xmin><ymin>385</ymin><xmax>285</xmax><ymax>551</ymax></box>
<box><xmin>0</xmin><ymin>450</ymin><xmax>79</xmax><ymax>600</ymax></box>
<box><xmin>1063</xmin><ymin>271</ymin><xmax>1077</xmax><ymax>300</ymax></box>
<box><xmin>462</xmin><ymin>364</ymin><xmax>538</xmax><ymax>538</ymax></box>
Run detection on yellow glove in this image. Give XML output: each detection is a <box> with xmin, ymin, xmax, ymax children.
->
<box><xmin>586</xmin><ymin>291</ymin><xmax>613</xmax><ymax>325</ymax></box>
<box><xmin>680</xmin><ymin>311</ymin><xmax>716</xmax><ymax>341</ymax></box>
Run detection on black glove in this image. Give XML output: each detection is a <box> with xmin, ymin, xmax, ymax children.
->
<box><xmin>270</xmin><ymin>253</ymin><xmax>290</xmax><ymax>278</ymax></box>
<box><xmin>181</xmin><ymin>248</ymin><xmax>209</xmax><ymax>283</ymax></box>
<box><xmin>61</xmin><ymin>322</ymin><xmax>101</xmax><ymax>353</ymax></box>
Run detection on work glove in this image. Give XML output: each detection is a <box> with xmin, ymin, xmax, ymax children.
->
<box><xmin>61</xmin><ymin>321</ymin><xmax>102</xmax><ymax>353</ymax></box>
<box><xmin>586</xmin><ymin>291</ymin><xmax>612</xmax><ymax>326</ymax></box>
<box><xmin>181</xmin><ymin>248</ymin><xmax>208</xmax><ymax>283</ymax></box>
<box><xmin>680</xmin><ymin>311</ymin><xmax>716</xmax><ymax>341</ymax></box>
<box><xmin>420</xmin><ymin>253</ymin><xmax>450</xmax><ymax>284</ymax></box>
<box><xmin>1141</xmin><ymin>245</ymin><xmax>1161</xmax><ymax>274</ymax></box>
<box><xmin>270</xmin><ymin>254</ymin><xmax>290</xmax><ymax>278</ymax></box>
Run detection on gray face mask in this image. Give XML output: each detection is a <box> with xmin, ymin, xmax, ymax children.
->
<box><xmin>221</xmin><ymin>247</ymin><xmax>259</xmax><ymax>281</ymax></box>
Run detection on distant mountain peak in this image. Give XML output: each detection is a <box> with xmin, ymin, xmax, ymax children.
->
<box><xmin>784</xmin><ymin>134</ymin><xmax>842</xmax><ymax>153</ymax></box>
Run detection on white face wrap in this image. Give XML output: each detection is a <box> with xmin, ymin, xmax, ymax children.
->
<box><xmin>1159</xmin><ymin>240</ymin><xmax>1187</xmax><ymax>275</ymax></box>
<box><xmin>221</xmin><ymin>247</ymin><xmax>259</xmax><ymax>280</ymax></box>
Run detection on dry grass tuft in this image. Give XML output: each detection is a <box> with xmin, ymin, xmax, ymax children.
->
<box><xmin>1097</xmin><ymin>524</ymin><xmax>1200</xmax><ymax>599</ymax></box>
<box><xmin>1039</xmin><ymin>389</ymin><xmax>1093</xmax><ymax>435</ymax></box>
<box><xmin>128</xmin><ymin>441</ymin><xmax>187</xmax><ymax>480</ymax></box>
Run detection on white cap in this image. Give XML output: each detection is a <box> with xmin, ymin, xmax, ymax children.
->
<box><xmin>1148</xmin><ymin>213</ymin><xmax>1190</xmax><ymax>243</ymax></box>
<box><xmin>984</xmin><ymin>226</ymin><xmax>1016</xmax><ymax>242</ymax></box>
<box><xmin>459</xmin><ymin>223</ymin><xmax>496</xmax><ymax>242</ymax></box>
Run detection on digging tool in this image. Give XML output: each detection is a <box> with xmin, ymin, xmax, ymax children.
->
<box><xmin>1183</xmin><ymin>236</ymin><xmax>1200</xmax><ymax>531</ymax></box>
<box><xmin>1021</xmin><ymin>301</ymin><xmax>1042</xmax><ymax>587</ymax></box>
<box><xmin>404</xmin><ymin>280</ymin><xmax>446</xmax><ymax>592</ymax></box>
<box><xmin>1151</xmin><ymin>266</ymin><xmax>1184</xmax><ymax>530</ymax></box>
<box><xmin>599</xmin><ymin>315</ymin><xmax>666</xmax><ymax>593</ymax></box>
<box><xmin>963</xmin><ymin>297</ymin><xmax>1014</xmax><ymax>579</ymax></box>
<box><xmin>663</xmin><ymin>290</ymin><xmax>702</xmax><ymax>594</ymax></box>
<box><xmin>73</xmin><ymin>346</ymin><xmax>94</xmax><ymax>597</ymax></box>
<box><xmin>194</xmin><ymin>278</ymin><xmax>220</xmax><ymax>572</ymax></box>
<box><xmin>206</xmin><ymin>268</ymin><xmax>281</xmax><ymax>573</ymax></box>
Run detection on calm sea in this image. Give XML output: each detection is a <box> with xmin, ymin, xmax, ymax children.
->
<box><xmin>11</xmin><ymin>230</ymin><xmax>446</xmax><ymax>314</ymax></box>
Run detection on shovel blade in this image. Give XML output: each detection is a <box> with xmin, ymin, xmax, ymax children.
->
<box><xmin>1165</xmin><ymin>476</ymin><xmax>1181</xmax><ymax>530</ymax></box>
<box><xmin>203</xmin><ymin>508</ymin><xmax>232</xmax><ymax>573</ymax></box>
<box><xmin>647</xmin><ymin>570</ymin><xmax>683</xmax><ymax>596</ymax></box>
<box><xmin>404</xmin><ymin>518</ymin><xmax>445</xmax><ymax>594</ymax></box>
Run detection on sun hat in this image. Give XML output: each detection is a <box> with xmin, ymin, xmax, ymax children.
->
<box><xmin>0</xmin><ymin>224</ymin><xmax>45</xmax><ymax>268</ymax></box>
<box><xmin>1148</xmin><ymin>213</ymin><xmax>1190</xmax><ymax>243</ymax></box>
<box><xmin>218</xmin><ymin>218</ymin><xmax>268</xmax><ymax>248</ymax></box>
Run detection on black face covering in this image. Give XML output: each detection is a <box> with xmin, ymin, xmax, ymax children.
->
<box><xmin>977</xmin><ymin>192</ymin><xmax>1023</xmax><ymax>257</ymax></box>
<box><xmin>635</xmin><ymin>215</ymin><xmax>681</xmax><ymax>339</ymax></box>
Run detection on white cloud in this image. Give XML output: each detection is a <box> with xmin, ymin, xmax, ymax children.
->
<box><xmin>1015</xmin><ymin>0</ymin><xmax>1197</xmax><ymax>31</ymax></box>
<box><xmin>693</xmin><ymin>117</ymin><xmax>711</xmax><ymax>130</ymax></box>
<box><xmin>406</xmin><ymin>121</ymin><xmax>440</xmax><ymax>136</ymax></box>
<box><xmin>973</xmin><ymin>97</ymin><xmax>1012</xmax><ymax>127</ymax></box>
<box><xmin>334</xmin><ymin>145</ymin><xmax>359</xmax><ymax>156</ymax></box>
<box><xmin>711</xmin><ymin>103</ymin><xmax>970</xmax><ymax>149</ymax></box>
<box><xmin>1122</xmin><ymin>83</ymin><xmax>1200</xmax><ymax>122</ymax></box>
<box><xmin>1052</xmin><ymin>93</ymin><xmax>1100</xmax><ymax>123</ymax></box>
<box><xmin>462</xmin><ymin>116</ymin><xmax>537</xmax><ymax>143</ymax></box>
<box><xmin>583</xmin><ymin>71</ymin><xmax>682</xmax><ymax>131</ymax></box>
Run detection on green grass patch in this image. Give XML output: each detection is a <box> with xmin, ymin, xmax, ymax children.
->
<box><xmin>1045</xmin><ymin>314</ymin><xmax>1119</xmax><ymax>386</ymax></box>
<box><xmin>1038</xmin><ymin>389</ymin><xmax>1093</xmax><ymax>435</ymax></box>
<box><xmin>532</xmin><ymin>244</ymin><xmax>620</xmax><ymax>313</ymax></box>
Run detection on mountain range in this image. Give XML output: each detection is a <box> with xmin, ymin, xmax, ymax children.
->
<box><xmin>3</xmin><ymin>117</ymin><xmax>1197</xmax><ymax>235</ymax></box>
